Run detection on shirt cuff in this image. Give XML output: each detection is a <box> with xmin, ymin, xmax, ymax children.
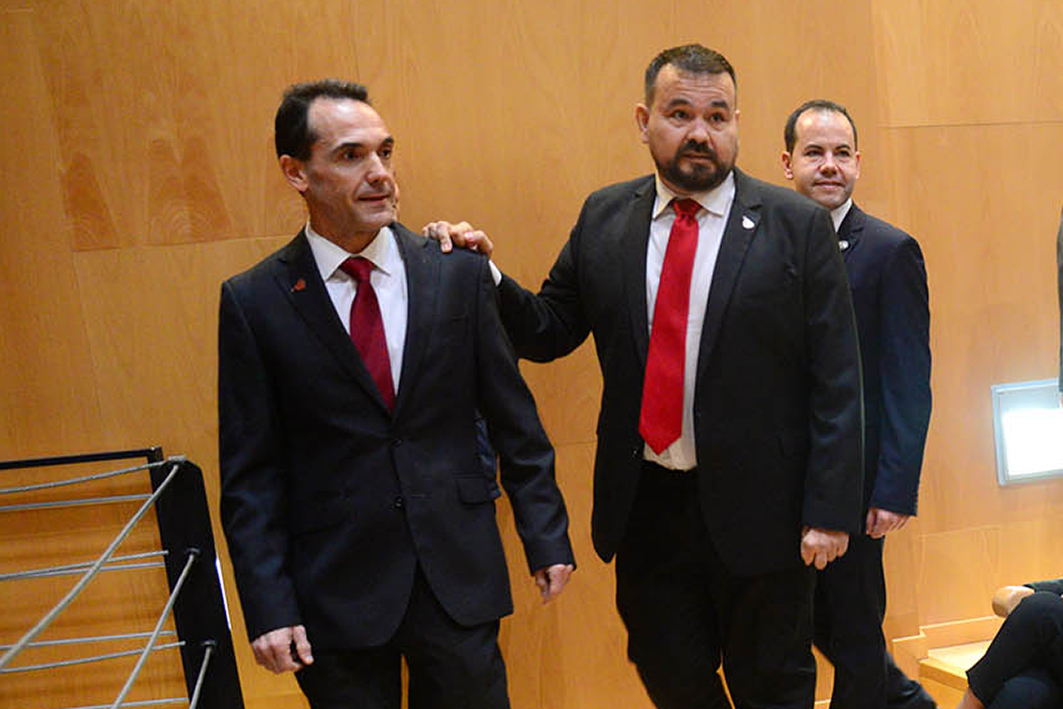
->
<box><xmin>489</xmin><ymin>260</ymin><xmax>502</xmax><ymax>286</ymax></box>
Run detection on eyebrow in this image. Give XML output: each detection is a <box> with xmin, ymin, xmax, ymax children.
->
<box><xmin>330</xmin><ymin>136</ymin><xmax>394</xmax><ymax>155</ymax></box>
<box><xmin>803</xmin><ymin>141</ymin><xmax>853</xmax><ymax>151</ymax></box>
<box><xmin>663</xmin><ymin>97</ymin><xmax>731</xmax><ymax>111</ymax></box>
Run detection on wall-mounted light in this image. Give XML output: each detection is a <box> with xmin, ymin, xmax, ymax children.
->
<box><xmin>991</xmin><ymin>378</ymin><xmax>1063</xmax><ymax>485</ymax></box>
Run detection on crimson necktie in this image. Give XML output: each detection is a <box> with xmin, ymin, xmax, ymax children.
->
<box><xmin>340</xmin><ymin>257</ymin><xmax>395</xmax><ymax>411</ymax></box>
<box><xmin>639</xmin><ymin>198</ymin><xmax>700</xmax><ymax>454</ymax></box>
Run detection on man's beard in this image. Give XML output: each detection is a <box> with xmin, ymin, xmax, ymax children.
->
<box><xmin>658</xmin><ymin>139</ymin><xmax>734</xmax><ymax>193</ymax></box>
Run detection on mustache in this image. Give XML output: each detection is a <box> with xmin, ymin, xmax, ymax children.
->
<box><xmin>678</xmin><ymin>140</ymin><xmax>716</xmax><ymax>159</ymax></box>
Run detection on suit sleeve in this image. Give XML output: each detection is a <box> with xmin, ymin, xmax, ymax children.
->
<box><xmin>473</xmin><ymin>258</ymin><xmax>575</xmax><ymax>573</ymax></box>
<box><xmin>217</xmin><ymin>281</ymin><xmax>301</xmax><ymax>641</ymax></box>
<box><xmin>869</xmin><ymin>237</ymin><xmax>932</xmax><ymax>515</ymax></box>
<box><xmin>1057</xmin><ymin>206</ymin><xmax>1062</xmax><ymax>391</ymax></box>
<box><xmin>1027</xmin><ymin>578</ymin><xmax>1063</xmax><ymax>595</ymax></box>
<box><xmin>801</xmin><ymin>208</ymin><xmax>865</xmax><ymax>533</ymax></box>
<box><xmin>496</xmin><ymin>220</ymin><xmax>592</xmax><ymax>362</ymax></box>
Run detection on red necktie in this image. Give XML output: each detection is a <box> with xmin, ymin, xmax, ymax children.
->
<box><xmin>639</xmin><ymin>198</ymin><xmax>700</xmax><ymax>454</ymax></box>
<box><xmin>340</xmin><ymin>257</ymin><xmax>395</xmax><ymax>411</ymax></box>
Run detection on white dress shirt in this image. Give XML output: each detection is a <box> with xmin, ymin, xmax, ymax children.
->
<box><xmin>643</xmin><ymin>172</ymin><xmax>736</xmax><ymax>470</ymax></box>
<box><xmin>305</xmin><ymin>222</ymin><xmax>408</xmax><ymax>394</ymax></box>
<box><xmin>831</xmin><ymin>197</ymin><xmax>853</xmax><ymax>233</ymax></box>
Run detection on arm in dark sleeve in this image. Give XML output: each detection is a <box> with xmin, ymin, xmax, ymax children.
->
<box><xmin>496</xmin><ymin>219</ymin><xmax>592</xmax><ymax>363</ymax></box>
<box><xmin>801</xmin><ymin>208</ymin><xmax>865</xmax><ymax>533</ymax></box>
<box><xmin>217</xmin><ymin>281</ymin><xmax>301</xmax><ymax>641</ymax></box>
<box><xmin>1057</xmin><ymin>206</ymin><xmax>1062</xmax><ymax>391</ymax></box>
<box><xmin>473</xmin><ymin>258</ymin><xmax>575</xmax><ymax>573</ymax></box>
<box><xmin>869</xmin><ymin>237</ymin><xmax>932</xmax><ymax>515</ymax></box>
<box><xmin>1027</xmin><ymin>578</ymin><xmax>1063</xmax><ymax>595</ymax></box>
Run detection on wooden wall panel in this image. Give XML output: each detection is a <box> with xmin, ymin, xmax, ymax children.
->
<box><xmin>498</xmin><ymin>442</ymin><xmax>655</xmax><ymax>709</ymax></box>
<box><xmin>872</xmin><ymin>0</ymin><xmax>1063</xmax><ymax>127</ymax></box>
<box><xmin>879</xmin><ymin>122</ymin><xmax>1063</xmax><ymax>625</ymax></box>
<box><xmin>3</xmin><ymin>0</ymin><xmax>1063</xmax><ymax>706</ymax></box>
<box><xmin>0</xmin><ymin>9</ymin><xmax>102</xmax><ymax>457</ymax></box>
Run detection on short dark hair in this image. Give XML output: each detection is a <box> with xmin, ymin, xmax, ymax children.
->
<box><xmin>274</xmin><ymin>79</ymin><xmax>370</xmax><ymax>159</ymax></box>
<box><xmin>644</xmin><ymin>44</ymin><xmax>736</xmax><ymax>107</ymax></box>
<box><xmin>783</xmin><ymin>99</ymin><xmax>858</xmax><ymax>153</ymax></box>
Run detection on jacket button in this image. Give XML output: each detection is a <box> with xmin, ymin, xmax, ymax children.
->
<box><xmin>393</xmin><ymin>496</ymin><xmax>405</xmax><ymax>510</ymax></box>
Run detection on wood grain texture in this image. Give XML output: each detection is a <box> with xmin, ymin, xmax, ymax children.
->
<box><xmin>2</xmin><ymin>0</ymin><xmax>1063</xmax><ymax>705</ymax></box>
<box><xmin>0</xmin><ymin>9</ymin><xmax>103</xmax><ymax>458</ymax></box>
<box><xmin>872</xmin><ymin>0</ymin><xmax>1063</xmax><ymax>128</ymax></box>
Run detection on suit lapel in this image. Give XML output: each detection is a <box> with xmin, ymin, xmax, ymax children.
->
<box><xmin>275</xmin><ymin>229</ymin><xmax>392</xmax><ymax>413</ymax></box>
<box><xmin>838</xmin><ymin>203</ymin><xmax>864</xmax><ymax>263</ymax></box>
<box><xmin>623</xmin><ymin>177</ymin><xmax>657</xmax><ymax>366</ymax></box>
<box><xmin>697</xmin><ymin>169</ymin><xmax>761</xmax><ymax>377</ymax></box>
<box><xmin>391</xmin><ymin>223</ymin><xmax>436</xmax><ymax>421</ymax></box>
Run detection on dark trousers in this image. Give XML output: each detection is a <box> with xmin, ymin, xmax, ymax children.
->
<box><xmin>886</xmin><ymin>656</ymin><xmax>938</xmax><ymax>709</ymax></box>
<box><xmin>814</xmin><ymin>533</ymin><xmax>937</xmax><ymax>709</ymax></box>
<box><xmin>615</xmin><ymin>463</ymin><xmax>817</xmax><ymax>709</ymax></box>
<box><xmin>967</xmin><ymin>592</ymin><xmax>1063</xmax><ymax>709</ymax></box>
<box><xmin>295</xmin><ymin>567</ymin><xmax>510</xmax><ymax>709</ymax></box>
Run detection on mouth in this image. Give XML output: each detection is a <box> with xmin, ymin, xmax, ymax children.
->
<box><xmin>358</xmin><ymin>193</ymin><xmax>391</xmax><ymax>204</ymax></box>
<box><xmin>813</xmin><ymin>181</ymin><xmax>844</xmax><ymax>189</ymax></box>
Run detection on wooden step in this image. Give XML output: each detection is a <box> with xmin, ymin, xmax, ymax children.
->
<box><xmin>891</xmin><ymin>616</ymin><xmax>1002</xmax><ymax>706</ymax></box>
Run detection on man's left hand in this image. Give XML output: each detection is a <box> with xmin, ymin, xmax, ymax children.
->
<box><xmin>800</xmin><ymin>527</ymin><xmax>849</xmax><ymax>570</ymax></box>
<box><xmin>533</xmin><ymin>563</ymin><xmax>574</xmax><ymax>603</ymax></box>
<box><xmin>865</xmin><ymin>507</ymin><xmax>910</xmax><ymax>539</ymax></box>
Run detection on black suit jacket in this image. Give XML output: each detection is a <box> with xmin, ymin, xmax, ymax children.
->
<box><xmin>497</xmin><ymin>169</ymin><xmax>863</xmax><ymax>575</ymax></box>
<box><xmin>837</xmin><ymin>204</ymin><xmax>931</xmax><ymax>516</ymax></box>
<box><xmin>218</xmin><ymin>223</ymin><xmax>573</xmax><ymax>650</ymax></box>
<box><xmin>1057</xmin><ymin>207</ymin><xmax>1062</xmax><ymax>390</ymax></box>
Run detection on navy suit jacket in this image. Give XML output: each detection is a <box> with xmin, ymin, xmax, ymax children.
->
<box><xmin>497</xmin><ymin>169</ymin><xmax>864</xmax><ymax>575</ymax></box>
<box><xmin>838</xmin><ymin>204</ymin><xmax>931</xmax><ymax>515</ymax></box>
<box><xmin>218</xmin><ymin>223</ymin><xmax>573</xmax><ymax>649</ymax></box>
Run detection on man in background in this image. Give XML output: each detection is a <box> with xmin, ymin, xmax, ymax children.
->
<box><xmin>782</xmin><ymin>99</ymin><xmax>935</xmax><ymax>709</ymax></box>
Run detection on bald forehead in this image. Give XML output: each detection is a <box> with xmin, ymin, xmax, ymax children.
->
<box><xmin>796</xmin><ymin>109</ymin><xmax>854</xmax><ymax>146</ymax></box>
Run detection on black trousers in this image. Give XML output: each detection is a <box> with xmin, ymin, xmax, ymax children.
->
<box><xmin>615</xmin><ymin>463</ymin><xmax>817</xmax><ymax>709</ymax></box>
<box><xmin>814</xmin><ymin>532</ymin><xmax>937</xmax><ymax>709</ymax></box>
<box><xmin>295</xmin><ymin>566</ymin><xmax>510</xmax><ymax>709</ymax></box>
<box><xmin>967</xmin><ymin>591</ymin><xmax>1063</xmax><ymax>709</ymax></box>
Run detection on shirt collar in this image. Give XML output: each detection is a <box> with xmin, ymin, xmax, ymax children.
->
<box><xmin>652</xmin><ymin>170</ymin><xmax>736</xmax><ymax>220</ymax></box>
<box><xmin>305</xmin><ymin>221</ymin><xmax>398</xmax><ymax>282</ymax></box>
<box><xmin>830</xmin><ymin>198</ymin><xmax>853</xmax><ymax>233</ymax></box>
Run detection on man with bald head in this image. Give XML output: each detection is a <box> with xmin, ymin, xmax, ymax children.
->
<box><xmin>782</xmin><ymin>99</ymin><xmax>935</xmax><ymax>709</ymax></box>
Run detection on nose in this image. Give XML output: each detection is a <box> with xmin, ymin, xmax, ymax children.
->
<box><xmin>365</xmin><ymin>152</ymin><xmax>390</xmax><ymax>183</ymax></box>
<box><xmin>688</xmin><ymin>116</ymin><xmax>711</xmax><ymax>142</ymax></box>
<box><xmin>820</xmin><ymin>153</ymin><xmax>838</xmax><ymax>174</ymax></box>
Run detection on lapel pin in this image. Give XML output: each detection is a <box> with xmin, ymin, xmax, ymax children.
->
<box><xmin>839</xmin><ymin>240</ymin><xmax>850</xmax><ymax>252</ymax></box>
<box><xmin>742</xmin><ymin>216</ymin><xmax>755</xmax><ymax>230</ymax></box>
<box><xmin>291</xmin><ymin>278</ymin><xmax>307</xmax><ymax>292</ymax></box>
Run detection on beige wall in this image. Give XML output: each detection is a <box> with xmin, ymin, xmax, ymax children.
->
<box><xmin>1</xmin><ymin>0</ymin><xmax>1062</xmax><ymax>706</ymax></box>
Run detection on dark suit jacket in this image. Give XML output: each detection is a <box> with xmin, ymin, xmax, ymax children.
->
<box><xmin>218</xmin><ymin>223</ymin><xmax>573</xmax><ymax>650</ymax></box>
<box><xmin>497</xmin><ymin>169</ymin><xmax>863</xmax><ymax>576</ymax></box>
<box><xmin>838</xmin><ymin>204</ymin><xmax>931</xmax><ymax>516</ymax></box>
<box><xmin>1057</xmin><ymin>207</ymin><xmax>1062</xmax><ymax>390</ymax></box>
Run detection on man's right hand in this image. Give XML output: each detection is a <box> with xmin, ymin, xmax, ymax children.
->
<box><xmin>251</xmin><ymin>625</ymin><xmax>313</xmax><ymax>674</ymax></box>
<box><xmin>800</xmin><ymin>526</ymin><xmax>849</xmax><ymax>570</ymax></box>
<box><xmin>422</xmin><ymin>221</ymin><xmax>494</xmax><ymax>257</ymax></box>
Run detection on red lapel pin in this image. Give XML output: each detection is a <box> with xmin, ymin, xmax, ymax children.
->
<box><xmin>291</xmin><ymin>278</ymin><xmax>306</xmax><ymax>292</ymax></box>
